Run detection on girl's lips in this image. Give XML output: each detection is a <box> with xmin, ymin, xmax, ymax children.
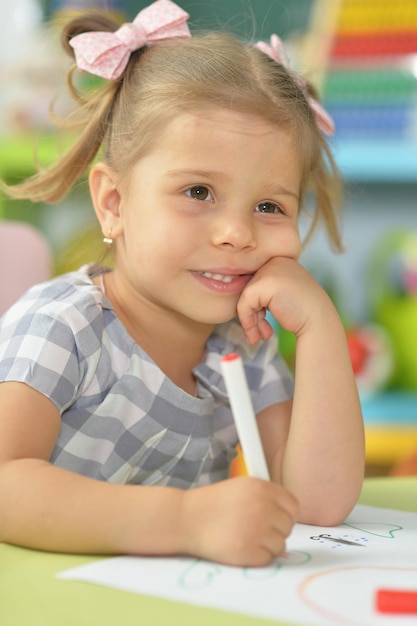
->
<box><xmin>192</xmin><ymin>270</ymin><xmax>254</xmax><ymax>293</ymax></box>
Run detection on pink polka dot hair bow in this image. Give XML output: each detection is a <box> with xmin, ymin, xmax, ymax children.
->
<box><xmin>254</xmin><ymin>34</ymin><xmax>335</xmax><ymax>136</ymax></box>
<box><xmin>69</xmin><ymin>0</ymin><xmax>191</xmax><ymax>80</ymax></box>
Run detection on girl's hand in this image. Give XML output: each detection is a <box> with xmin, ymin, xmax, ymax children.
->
<box><xmin>237</xmin><ymin>257</ymin><xmax>332</xmax><ymax>345</ymax></box>
<box><xmin>179</xmin><ymin>476</ymin><xmax>298</xmax><ymax>567</ymax></box>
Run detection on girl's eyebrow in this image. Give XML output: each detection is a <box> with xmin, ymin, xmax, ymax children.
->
<box><xmin>266</xmin><ymin>186</ymin><xmax>299</xmax><ymax>201</ymax></box>
<box><xmin>166</xmin><ymin>169</ymin><xmax>299</xmax><ymax>200</ymax></box>
<box><xmin>166</xmin><ymin>168</ymin><xmax>227</xmax><ymax>181</ymax></box>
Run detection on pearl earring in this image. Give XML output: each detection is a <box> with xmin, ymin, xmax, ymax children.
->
<box><xmin>103</xmin><ymin>229</ymin><xmax>113</xmax><ymax>248</ymax></box>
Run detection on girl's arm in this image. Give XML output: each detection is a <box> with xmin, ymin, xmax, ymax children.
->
<box><xmin>0</xmin><ymin>382</ymin><xmax>184</xmax><ymax>555</ymax></box>
<box><xmin>238</xmin><ymin>257</ymin><xmax>365</xmax><ymax>526</ymax></box>
<box><xmin>0</xmin><ymin>382</ymin><xmax>297</xmax><ymax>565</ymax></box>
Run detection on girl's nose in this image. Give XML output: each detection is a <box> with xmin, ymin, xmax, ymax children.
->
<box><xmin>210</xmin><ymin>209</ymin><xmax>256</xmax><ymax>250</ymax></box>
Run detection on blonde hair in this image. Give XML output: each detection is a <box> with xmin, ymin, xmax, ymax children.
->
<box><xmin>1</xmin><ymin>12</ymin><xmax>343</xmax><ymax>250</ymax></box>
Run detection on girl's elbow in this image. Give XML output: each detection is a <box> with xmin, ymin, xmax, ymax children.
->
<box><xmin>298</xmin><ymin>488</ymin><xmax>362</xmax><ymax>527</ymax></box>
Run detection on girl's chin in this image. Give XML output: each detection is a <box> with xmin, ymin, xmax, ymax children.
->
<box><xmin>190</xmin><ymin>307</ymin><xmax>239</xmax><ymax>327</ymax></box>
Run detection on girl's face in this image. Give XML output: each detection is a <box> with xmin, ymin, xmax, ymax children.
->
<box><xmin>110</xmin><ymin>108</ymin><xmax>302</xmax><ymax>329</ymax></box>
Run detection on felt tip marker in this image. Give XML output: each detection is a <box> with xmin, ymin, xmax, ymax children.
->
<box><xmin>220</xmin><ymin>353</ymin><xmax>270</xmax><ymax>480</ymax></box>
<box><xmin>376</xmin><ymin>589</ymin><xmax>417</xmax><ymax>614</ymax></box>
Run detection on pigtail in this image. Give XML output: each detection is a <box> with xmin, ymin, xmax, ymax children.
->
<box><xmin>305</xmin><ymin>142</ymin><xmax>344</xmax><ymax>252</ymax></box>
<box><xmin>302</xmin><ymin>82</ymin><xmax>344</xmax><ymax>252</ymax></box>
<box><xmin>61</xmin><ymin>13</ymin><xmax>120</xmax><ymax>50</ymax></box>
<box><xmin>0</xmin><ymin>13</ymin><xmax>122</xmax><ymax>204</ymax></box>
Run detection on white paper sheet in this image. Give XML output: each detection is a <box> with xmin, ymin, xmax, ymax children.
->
<box><xmin>57</xmin><ymin>504</ymin><xmax>417</xmax><ymax>625</ymax></box>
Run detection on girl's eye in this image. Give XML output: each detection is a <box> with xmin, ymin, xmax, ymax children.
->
<box><xmin>185</xmin><ymin>185</ymin><xmax>213</xmax><ymax>201</ymax></box>
<box><xmin>255</xmin><ymin>201</ymin><xmax>283</xmax><ymax>214</ymax></box>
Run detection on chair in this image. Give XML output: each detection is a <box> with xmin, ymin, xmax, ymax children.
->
<box><xmin>0</xmin><ymin>221</ymin><xmax>51</xmax><ymax>316</ymax></box>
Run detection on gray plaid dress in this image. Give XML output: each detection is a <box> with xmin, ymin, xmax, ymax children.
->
<box><xmin>0</xmin><ymin>266</ymin><xmax>294</xmax><ymax>488</ymax></box>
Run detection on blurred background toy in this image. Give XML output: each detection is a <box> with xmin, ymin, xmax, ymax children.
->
<box><xmin>368</xmin><ymin>229</ymin><xmax>417</xmax><ymax>391</ymax></box>
<box><xmin>346</xmin><ymin>323</ymin><xmax>394</xmax><ymax>397</ymax></box>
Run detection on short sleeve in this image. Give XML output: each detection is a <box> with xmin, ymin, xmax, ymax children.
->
<box><xmin>0</xmin><ymin>278</ymin><xmax>104</xmax><ymax>413</ymax></box>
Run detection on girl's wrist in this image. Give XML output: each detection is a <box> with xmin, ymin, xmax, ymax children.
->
<box><xmin>295</xmin><ymin>294</ymin><xmax>343</xmax><ymax>341</ymax></box>
<box><xmin>119</xmin><ymin>485</ymin><xmax>186</xmax><ymax>556</ymax></box>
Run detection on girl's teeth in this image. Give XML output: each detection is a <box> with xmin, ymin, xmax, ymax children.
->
<box><xmin>201</xmin><ymin>272</ymin><xmax>233</xmax><ymax>283</ymax></box>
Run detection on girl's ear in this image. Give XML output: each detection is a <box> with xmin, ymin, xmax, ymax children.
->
<box><xmin>89</xmin><ymin>163</ymin><xmax>124</xmax><ymax>240</ymax></box>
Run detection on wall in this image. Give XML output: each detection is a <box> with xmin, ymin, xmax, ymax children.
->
<box><xmin>44</xmin><ymin>0</ymin><xmax>312</xmax><ymax>39</ymax></box>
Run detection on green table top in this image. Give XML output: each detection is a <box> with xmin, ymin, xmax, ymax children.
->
<box><xmin>1</xmin><ymin>477</ymin><xmax>416</xmax><ymax>626</ymax></box>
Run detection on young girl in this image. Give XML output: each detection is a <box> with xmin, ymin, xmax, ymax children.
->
<box><xmin>0</xmin><ymin>0</ymin><xmax>364</xmax><ymax>566</ymax></box>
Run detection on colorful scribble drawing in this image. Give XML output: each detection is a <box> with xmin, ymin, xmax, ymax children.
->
<box><xmin>177</xmin><ymin>560</ymin><xmax>222</xmax><ymax>590</ymax></box>
<box><xmin>178</xmin><ymin>550</ymin><xmax>311</xmax><ymax>589</ymax></box>
<box><xmin>299</xmin><ymin>566</ymin><xmax>417</xmax><ymax>626</ymax></box>
<box><xmin>298</xmin><ymin>523</ymin><xmax>409</xmax><ymax>625</ymax></box>
<box><xmin>56</xmin><ymin>505</ymin><xmax>417</xmax><ymax>626</ymax></box>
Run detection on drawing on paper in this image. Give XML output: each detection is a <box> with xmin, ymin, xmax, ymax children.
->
<box><xmin>56</xmin><ymin>504</ymin><xmax>417</xmax><ymax>626</ymax></box>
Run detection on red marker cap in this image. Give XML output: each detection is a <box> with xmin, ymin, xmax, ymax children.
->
<box><xmin>221</xmin><ymin>353</ymin><xmax>240</xmax><ymax>362</ymax></box>
<box><xmin>376</xmin><ymin>589</ymin><xmax>417</xmax><ymax>614</ymax></box>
